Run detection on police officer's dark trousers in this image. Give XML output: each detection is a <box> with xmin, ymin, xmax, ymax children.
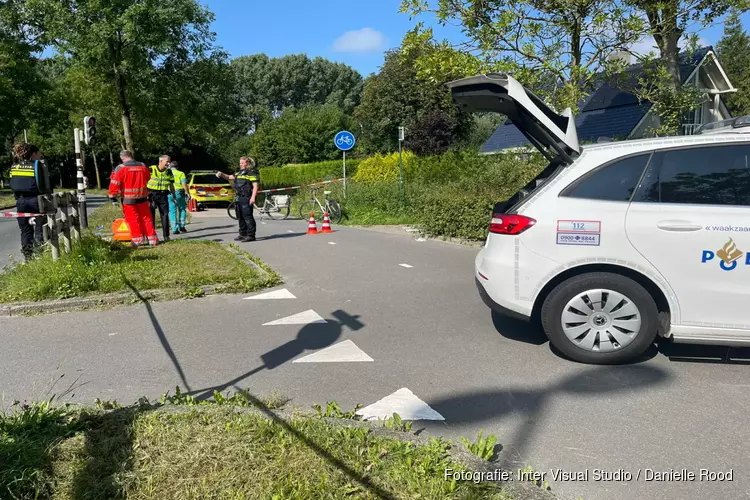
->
<box><xmin>16</xmin><ymin>196</ymin><xmax>43</xmax><ymax>259</ymax></box>
<box><xmin>149</xmin><ymin>191</ymin><xmax>171</xmax><ymax>240</ymax></box>
<box><xmin>237</xmin><ymin>195</ymin><xmax>256</xmax><ymax>238</ymax></box>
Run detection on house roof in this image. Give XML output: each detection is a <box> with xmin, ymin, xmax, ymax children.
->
<box><xmin>480</xmin><ymin>46</ymin><xmax>714</xmax><ymax>153</ymax></box>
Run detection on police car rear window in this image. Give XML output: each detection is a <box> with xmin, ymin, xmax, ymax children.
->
<box><xmin>191</xmin><ymin>175</ymin><xmax>227</xmax><ymax>185</ymax></box>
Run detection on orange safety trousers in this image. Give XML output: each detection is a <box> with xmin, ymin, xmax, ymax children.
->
<box><xmin>122</xmin><ymin>201</ymin><xmax>159</xmax><ymax>245</ymax></box>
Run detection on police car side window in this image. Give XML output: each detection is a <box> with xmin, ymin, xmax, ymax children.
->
<box><xmin>654</xmin><ymin>145</ymin><xmax>750</xmax><ymax>206</ymax></box>
<box><xmin>560</xmin><ymin>154</ymin><xmax>651</xmax><ymax>202</ymax></box>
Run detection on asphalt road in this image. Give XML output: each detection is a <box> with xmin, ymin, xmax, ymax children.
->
<box><xmin>0</xmin><ymin>194</ymin><xmax>105</xmax><ymax>268</ymax></box>
<box><xmin>1</xmin><ymin>209</ymin><xmax>749</xmax><ymax>500</ymax></box>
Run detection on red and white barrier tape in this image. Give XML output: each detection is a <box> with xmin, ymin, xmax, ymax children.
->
<box><xmin>259</xmin><ymin>178</ymin><xmax>344</xmax><ymax>194</ymax></box>
<box><xmin>1</xmin><ymin>211</ymin><xmax>49</xmax><ymax>218</ymax></box>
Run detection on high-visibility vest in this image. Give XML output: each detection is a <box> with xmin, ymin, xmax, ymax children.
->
<box><xmin>171</xmin><ymin>168</ymin><xmax>187</xmax><ymax>189</ymax></box>
<box><xmin>147</xmin><ymin>165</ymin><xmax>174</xmax><ymax>191</ymax></box>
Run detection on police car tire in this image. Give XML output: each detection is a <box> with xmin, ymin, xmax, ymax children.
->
<box><xmin>541</xmin><ymin>272</ymin><xmax>659</xmax><ymax>365</ymax></box>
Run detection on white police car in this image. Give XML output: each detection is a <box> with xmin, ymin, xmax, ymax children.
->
<box><xmin>449</xmin><ymin>73</ymin><xmax>750</xmax><ymax>364</ymax></box>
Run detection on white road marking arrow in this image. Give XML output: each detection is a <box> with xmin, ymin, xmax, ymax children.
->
<box><xmin>292</xmin><ymin>339</ymin><xmax>373</xmax><ymax>363</ymax></box>
<box><xmin>356</xmin><ymin>388</ymin><xmax>445</xmax><ymax>421</ymax></box>
<box><xmin>244</xmin><ymin>288</ymin><xmax>296</xmax><ymax>300</ymax></box>
<box><xmin>263</xmin><ymin>309</ymin><xmax>327</xmax><ymax>326</ymax></box>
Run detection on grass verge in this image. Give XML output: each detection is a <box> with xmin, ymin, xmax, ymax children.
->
<box><xmin>0</xmin><ymin>189</ymin><xmax>15</xmax><ymax>209</ymax></box>
<box><xmin>0</xmin><ymin>235</ymin><xmax>280</xmax><ymax>302</ymax></box>
<box><xmin>0</xmin><ymin>398</ymin><xmax>512</xmax><ymax>500</ymax></box>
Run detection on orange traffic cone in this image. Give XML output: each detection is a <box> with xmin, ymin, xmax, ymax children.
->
<box><xmin>321</xmin><ymin>212</ymin><xmax>333</xmax><ymax>233</ymax></box>
<box><xmin>306</xmin><ymin>212</ymin><xmax>319</xmax><ymax>234</ymax></box>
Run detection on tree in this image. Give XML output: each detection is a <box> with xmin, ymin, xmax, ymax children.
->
<box><xmin>251</xmin><ymin>105</ymin><xmax>352</xmax><ymax>166</ymax></box>
<box><xmin>629</xmin><ymin>1</ymin><xmax>747</xmax><ymax>91</ymax></box>
<box><xmin>717</xmin><ymin>10</ymin><xmax>750</xmax><ymax>115</ymax></box>
<box><xmin>27</xmin><ymin>0</ymin><xmax>217</xmax><ymax>152</ymax></box>
<box><xmin>623</xmin><ymin>1</ymin><xmax>749</xmax><ymax>134</ymax></box>
<box><xmin>400</xmin><ymin>0</ymin><xmax>646</xmax><ymax>111</ymax></box>
<box><xmin>353</xmin><ymin>48</ymin><xmax>469</xmax><ymax>155</ymax></box>
<box><xmin>0</xmin><ymin>0</ymin><xmax>46</xmax><ymax>161</ymax></box>
<box><xmin>232</xmin><ymin>54</ymin><xmax>363</xmax><ymax>132</ymax></box>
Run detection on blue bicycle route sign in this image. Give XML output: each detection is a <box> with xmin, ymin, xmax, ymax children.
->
<box><xmin>334</xmin><ymin>130</ymin><xmax>355</xmax><ymax>151</ymax></box>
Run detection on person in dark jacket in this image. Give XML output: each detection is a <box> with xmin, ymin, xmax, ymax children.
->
<box><xmin>216</xmin><ymin>156</ymin><xmax>259</xmax><ymax>242</ymax></box>
<box><xmin>9</xmin><ymin>143</ymin><xmax>45</xmax><ymax>261</ymax></box>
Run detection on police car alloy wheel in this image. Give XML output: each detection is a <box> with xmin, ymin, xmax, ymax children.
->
<box><xmin>540</xmin><ymin>272</ymin><xmax>659</xmax><ymax>365</ymax></box>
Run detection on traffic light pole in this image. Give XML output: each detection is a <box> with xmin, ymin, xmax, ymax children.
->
<box><xmin>74</xmin><ymin>128</ymin><xmax>88</xmax><ymax>229</ymax></box>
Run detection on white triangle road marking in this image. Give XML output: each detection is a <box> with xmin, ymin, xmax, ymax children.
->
<box><xmin>244</xmin><ymin>288</ymin><xmax>296</xmax><ymax>300</ymax></box>
<box><xmin>356</xmin><ymin>388</ymin><xmax>445</xmax><ymax>421</ymax></box>
<box><xmin>399</xmin><ymin>263</ymin><xmax>413</xmax><ymax>268</ymax></box>
<box><xmin>293</xmin><ymin>340</ymin><xmax>373</xmax><ymax>363</ymax></box>
<box><xmin>263</xmin><ymin>309</ymin><xmax>327</xmax><ymax>326</ymax></box>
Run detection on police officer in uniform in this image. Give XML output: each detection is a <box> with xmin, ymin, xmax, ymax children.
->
<box><xmin>9</xmin><ymin>143</ymin><xmax>46</xmax><ymax>261</ymax></box>
<box><xmin>216</xmin><ymin>156</ymin><xmax>259</xmax><ymax>242</ymax></box>
<box><xmin>147</xmin><ymin>155</ymin><xmax>175</xmax><ymax>242</ymax></box>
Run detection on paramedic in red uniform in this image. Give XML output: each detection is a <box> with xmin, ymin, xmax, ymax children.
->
<box><xmin>108</xmin><ymin>150</ymin><xmax>159</xmax><ymax>247</ymax></box>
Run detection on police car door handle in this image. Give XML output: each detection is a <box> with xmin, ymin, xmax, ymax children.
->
<box><xmin>656</xmin><ymin>220</ymin><xmax>703</xmax><ymax>232</ymax></box>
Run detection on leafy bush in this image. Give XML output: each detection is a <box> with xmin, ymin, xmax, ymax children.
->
<box><xmin>352</xmin><ymin>152</ymin><xmax>415</xmax><ymax>184</ymax></box>
<box><xmin>259</xmin><ymin>159</ymin><xmax>361</xmax><ymax>190</ymax></box>
<box><xmin>413</xmin><ymin>188</ymin><xmax>495</xmax><ymax>240</ymax></box>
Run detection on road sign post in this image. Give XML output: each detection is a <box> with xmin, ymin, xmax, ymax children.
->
<box><xmin>74</xmin><ymin>128</ymin><xmax>88</xmax><ymax>229</ymax></box>
<box><xmin>398</xmin><ymin>126</ymin><xmax>405</xmax><ymax>196</ymax></box>
<box><xmin>334</xmin><ymin>130</ymin><xmax>355</xmax><ymax>199</ymax></box>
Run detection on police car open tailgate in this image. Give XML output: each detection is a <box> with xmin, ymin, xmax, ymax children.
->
<box><xmin>447</xmin><ymin>73</ymin><xmax>580</xmax><ymax>163</ymax></box>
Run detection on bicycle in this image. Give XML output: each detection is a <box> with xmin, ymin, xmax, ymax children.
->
<box><xmin>299</xmin><ymin>186</ymin><xmax>342</xmax><ymax>223</ymax></box>
<box><xmin>228</xmin><ymin>192</ymin><xmax>291</xmax><ymax>220</ymax></box>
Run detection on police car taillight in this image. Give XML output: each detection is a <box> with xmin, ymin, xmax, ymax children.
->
<box><xmin>489</xmin><ymin>214</ymin><xmax>536</xmax><ymax>235</ymax></box>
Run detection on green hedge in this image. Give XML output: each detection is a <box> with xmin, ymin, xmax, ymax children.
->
<box><xmin>259</xmin><ymin>160</ymin><xmax>362</xmax><ymax>190</ymax></box>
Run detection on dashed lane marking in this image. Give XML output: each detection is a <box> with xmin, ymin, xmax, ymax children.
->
<box><xmin>399</xmin><ymin>263</ymin><xmax>413</xmax><ymax>268</ymax></box>
<box><xmin>356</xmin><ymin>388</ymin><xmax>445</xmax><ymax>421</ymax></box>
<box><xmin>245</xmin><ymin>288</ymin><xmax>296</xmax><ymax>300</ymax></box>
<box><xmin>292</xmin><ymin>340</ymin><xmax>373</xmax><ymax>363</ymax></box>
<box><xmin>263</xmin><ymin>309</ymin><xmax>327</xmax><ymax>326</ymax></box>
<box><xmin>328</xmin><ymin>242</ymin><xmax>337</xmax><ymax>245</ymax></box>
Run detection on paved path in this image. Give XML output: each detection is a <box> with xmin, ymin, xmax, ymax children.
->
<box><xmin>1</xmin><ymin>208</ymin><xmax>749</xmax><ymax>500</ymax></box>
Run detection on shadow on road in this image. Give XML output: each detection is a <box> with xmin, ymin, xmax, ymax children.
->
<box><xmin>188</xmin><ymin>310</ymin><xmax>364</xmax><ymax>400</ymax></box>
<box><xmin>180</xmin><ymin>310</ymin><xmax>395</xmax><ymax>499</ymax></box>
<box><xmin>491</xmin><ymin>311</ymin><xmax>548</xmax><ymax>346</ymax></box>
<box><xmin>185</xmin><ymin>224</ymin><xmax>235</xmax><ymax>232</ymax></box>
<box><xmin>491</xmin><ymin>312</ymin><xmax>667</xmax><ymax>365</ymax></box>
<box><xmin>123</xmin><ymin>278</ymin><xmax>192</xmax><ymax>392</ymax></box>
<box><xmin>658</xmin><ymin>341</ymin><xmax>750</xmax><ymax>365</ymax></box>
<box><xmin>255</xmin><ymin>232</ymin><xmax>306</xmax><ymax>241</ymax></box>
<box><xmin>429</xmin><ymin>364</ymin><xmax>670</xmax><ymax>469</ymax></box>
<box><xmin>178</xmin><ymin>232</ymin><xmax>235</xmax><ymax>241</ymax></box>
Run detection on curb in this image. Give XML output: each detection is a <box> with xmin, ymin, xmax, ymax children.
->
<box><xmin>0</xmin><ymin>285</ymin><xmax>221</xmax><ymax>317</ymax></box>
<box><xmin>97</xmin><ymin>403</ymin><xmax>559</xmax><ymax>500</ymax></box>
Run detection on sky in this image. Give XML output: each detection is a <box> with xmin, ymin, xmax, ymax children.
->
<box><xmin>204</xmin><ymin>0</ymin><xmax>750</xmax><ymax>77</ymax></box>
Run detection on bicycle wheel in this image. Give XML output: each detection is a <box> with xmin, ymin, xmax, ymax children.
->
<box><xmin>227</xmin><ymin>202</ymin><xmax>238</xmax><ymax>220</ymax></box>
<box><xmin>299</xmin><ymin>200</ymin><xmax>323</xmax><ymax>221</ymax></box>
<box><xmin>327</xmin><ymin>200</ymin><xmax>342</xmax><ymax>223</ymax></box>
<box><xmin>267</xmin><ymin>201</ymin><xmax>290</xmax><ymax>220</ymax></box>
